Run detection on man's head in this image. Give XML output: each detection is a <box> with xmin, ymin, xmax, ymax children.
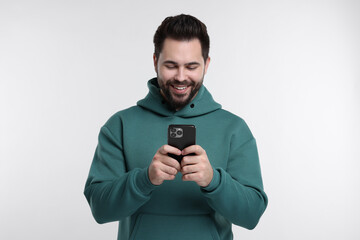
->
<box><xmin>153</xmin><ymin>14</ymin><xmax>211</xmax><ymax>110</ymax></box>
<box><xmin>154</xmin><ymin>14</ymin><xmax>210</xmax><ymax>63</ymax></box>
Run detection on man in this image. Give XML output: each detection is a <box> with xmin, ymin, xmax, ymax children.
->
<box><xmin>84</xmin><ymin>14</ymin><xmax>268</xmax><ymax>240</ymax></box>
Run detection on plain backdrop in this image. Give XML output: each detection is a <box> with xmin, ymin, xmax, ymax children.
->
<box><xmin>1</xmin><ymin>0</ymin><xmax>359</xmax><ymax>239</ymax></box>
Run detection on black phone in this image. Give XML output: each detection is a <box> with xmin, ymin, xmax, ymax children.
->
<box><xmin>168</xmin><ymin>124</ymin><xmax>196</xmax><ymax>162</ymax></box>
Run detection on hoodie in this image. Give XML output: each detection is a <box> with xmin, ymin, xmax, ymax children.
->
<box><xmin>84</xmin><ymin>78</ymin><xmax>268</xmax><ymax>240</ymax></box>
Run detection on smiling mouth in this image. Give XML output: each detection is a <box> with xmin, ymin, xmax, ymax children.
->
<box><xmin>171</xmin><ymin>85</ymin><xmax>189</xmax><ymax>94</ymax></box>
<box><xmin>174</xmin><ymin>86</ymin><xmax>187</xmax><ymax>90</ymax></box>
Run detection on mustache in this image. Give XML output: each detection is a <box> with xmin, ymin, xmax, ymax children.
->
<box><xmin>165</xmin><ymin>80</ymin><xmax>195</xmax><ymax>87</ymax></box>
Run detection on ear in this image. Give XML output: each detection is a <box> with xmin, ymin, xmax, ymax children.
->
<box><xmin>204</xmin><ymin>56</ymin><xmax>211</xmax><ymax>75</ymax></box>
<box><xmin>153</xmin><ymin>53</ymin><xmax>158</xmax><ymax>73</ymax></box>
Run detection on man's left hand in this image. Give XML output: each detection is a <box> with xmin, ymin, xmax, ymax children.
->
<box><xmin>180</xmin><ymin>145</ymin><xmax>213</xmax><ymax>187</ymax></box>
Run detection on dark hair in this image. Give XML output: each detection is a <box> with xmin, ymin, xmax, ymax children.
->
<box><xmin>153</xmin><ymin>14</ymin><xmax>210</xmax><ymax>62</ymax></box>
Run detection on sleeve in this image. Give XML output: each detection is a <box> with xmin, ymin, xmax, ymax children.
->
<box><xmin>83</xmin><ymin>114</ymin><xmax>158</xmax><ymax>224</ymax></box>
<box><xmin>201</xmin><ymin>119</ymin><xmax>268</xmax><ymax>230</ymax></box>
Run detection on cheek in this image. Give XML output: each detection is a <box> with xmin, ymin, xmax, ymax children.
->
<box><xmin>158</xmin><ymin>68</ymin><xmax>175</xmax><ymax>80</ymax></box>
<box><xmin>189</xmin><ymin>69</ymin><xmax>204</xmax><ymax>80</ymax></box>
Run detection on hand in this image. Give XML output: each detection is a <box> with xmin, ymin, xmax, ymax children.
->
<box><xmin>180</xmin><ymin>145</ymin><xmax>213</xmax><ymax>187</ymax></box>
<box><xmin>148</xmin><ymin>145</ymin><xmax>181</xmax><ymax>185</ymax></box>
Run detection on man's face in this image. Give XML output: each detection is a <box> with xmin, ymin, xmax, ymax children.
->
<box><xmin>154</xmin><ymin>38</ymin><xmax>210</xmax><ymax>110</ymax></box>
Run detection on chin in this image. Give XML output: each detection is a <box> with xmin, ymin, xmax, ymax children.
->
<box><xmin>172</xmin><ymin>94</ymin><xmax>190</xmax><ymax>103</ymax></box>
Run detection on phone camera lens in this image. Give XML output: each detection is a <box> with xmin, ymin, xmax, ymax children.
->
<box><xmin>170</xmin><ymin>133</ymin><xmax>176</xmax><ymax>138</ymax></box>
<box><xmin>170</xmin><ymin>128</ymin><xmax>176</xmax><ymax>133</ymax></box>
<box><xmin>177</xmin><ymin>130</ymin><xmax>183</xmax><ymax>135</ymax></box>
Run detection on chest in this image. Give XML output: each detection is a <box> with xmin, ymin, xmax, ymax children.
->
<box><xmin>121</xmin><ymin>114</ymin><xmax>231</xmax><ymax>171</ymax></box>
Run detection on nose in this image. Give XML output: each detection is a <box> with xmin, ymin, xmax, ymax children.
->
<box><xmin>175</xmin><ymin>67</ymin><xmax>186</xmax><ymax>82</ymax></box>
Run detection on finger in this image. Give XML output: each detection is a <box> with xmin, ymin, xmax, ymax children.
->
<box><xmin>160</xmin><ymin>163</ymin><xmax>179</xmax><ymax>176</ymax></box>
<box><xmin>182</xmin><ymin>172</ymin><xmax>200</xmax><ymax>182</ymax></box>
<box><xmin>165</xmin><ymin>174</ymin><xmax>176</xmax><ymax>181</ymax></box>
<box><xmin>181</xmin><ymin>155</ymin><xmax>199</xmax><ymax>167</ymax></box>
<box><xmin>159</xmin><ymin>171</ymin><xmax>176</xmax><ymax>182</ymax></box>
<box><xmin>182</xmin><ymin>145</ymin><xmax>204</xmax><ymax>156</ymax></box>
<box><xmin>181</xmin><ymin>164</ymin><xmax>198</xmax><ymax>175</ymax></box>
<box><xmin>159</xmin><ymin>145</ymin><xmax>182</xmax><ymax>156</ymax></box>
<box><xmin>162</xmin><ymin>156</ymin><xmax>182</xmax><ymax>172</ymax></box>
<box><xmin>149</xmin><ymin>165</ymin><xmax>176</xmax><ymax>185</ymax></box>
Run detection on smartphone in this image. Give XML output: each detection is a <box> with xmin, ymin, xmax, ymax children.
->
<box><xmin>168</xmin><ymin>124</ymin><xmax>196</xmax><ymax>162</ymax></box>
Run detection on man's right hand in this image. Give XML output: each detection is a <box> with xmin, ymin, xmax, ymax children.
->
<box><xmin>148</xmin><ymin>145</ymin><xmax>181</xmax><ymax>185</ymax></box>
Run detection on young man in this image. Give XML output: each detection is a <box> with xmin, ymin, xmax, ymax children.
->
<box><xmin>84</xmin><ymin>14</ymin><xmax>268</xmax><ymax>240</ymax></box>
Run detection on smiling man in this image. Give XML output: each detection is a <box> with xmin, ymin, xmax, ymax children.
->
<box><xmin>155</xmin><ymin>37</ymin><xmax>209</xmax><ymax>110</ymax></box>
<box><xmin>84</xmin><ymin>14</ymin><xmax>268</xmax><ymax>240</ymax></box>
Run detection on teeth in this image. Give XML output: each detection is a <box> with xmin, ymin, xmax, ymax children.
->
<box><xmin>175</xmin><ymin>86</ymin><xmax>186</xmax><ymax>90</ymax></box>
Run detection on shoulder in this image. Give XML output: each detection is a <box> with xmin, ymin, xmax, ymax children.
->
<box><xmin>101</xmin><ymin>105</ymin><xmax>141</xmax><ymax>131</ymax></box>
<box><xmin>105</xmin><ymin>106</ymin><xmax>141</xmax><ymax>122</ymax></box>
<box><xmin>215</xmin><ymin>108</ymin><xmax>254</xmax><ymax>140</ymax></box>
<box><xmin>215</xmin><ymin>108</ymin><xmax>247</xmax><ymax>126</ymax></box>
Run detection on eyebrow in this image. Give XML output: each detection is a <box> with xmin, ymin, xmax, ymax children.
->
<box><xmin>185</xmin><ymin>62</ymin><xmax>201</xmax><ymax>66</ymax></box>
<box><xmin>163</xmin><ymin>60</ymin><xmax>178</xmax><ymax>65</ymax></box>
<box><xmin>163</xmin><ymin>60</ymin><xmax>201</xmax><ymax>66</ymax></box>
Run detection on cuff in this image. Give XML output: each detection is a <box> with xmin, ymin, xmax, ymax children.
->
<box><xmin>201</xmin><ymin>168</ymin><xmax>220</xmax><ymax>192</ymax></box>
<box><xmin>135</xmin><ymin>167</ymin><xmax>159</xmax><ymax>196</ymax></box>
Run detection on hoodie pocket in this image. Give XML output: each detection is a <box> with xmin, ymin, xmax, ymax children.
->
<box><xmin>130</xmin><ymin>213</ymin><xmax>220</xmax><ymax>240</ymax></box>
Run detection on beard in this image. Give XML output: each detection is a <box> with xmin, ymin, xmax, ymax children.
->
<box><xmin>157</xmin><ymin>76</ymin><xmax>203</xmax><ymax>110</ymax></box>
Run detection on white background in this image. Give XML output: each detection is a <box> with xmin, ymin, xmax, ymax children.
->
<box><xmin>1</xmin><ymin>0</ymin><xmax>359</xmax><ymax>239</ymax></box>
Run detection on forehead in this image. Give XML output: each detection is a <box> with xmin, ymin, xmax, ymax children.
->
<box><xmin>159</xmin><ymin>38</ymin><xmax>203</xmax><ymax>63</ymax></box>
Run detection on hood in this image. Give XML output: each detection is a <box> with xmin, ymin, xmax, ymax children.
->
<box><xmin>137</xmin><ymin>78</ymin><xmax>222</xmax><ymax>118</ymax></box>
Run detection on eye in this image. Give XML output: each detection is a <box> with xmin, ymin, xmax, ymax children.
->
<box><xmin>165</xmin><ymin>64</ymin><xmax>177</xmax><ymax>69</ymax></box>
<box><xmin>187</xmin><ymin>65</ymin><xmax>198</xmax><ymax>70</ymax></box>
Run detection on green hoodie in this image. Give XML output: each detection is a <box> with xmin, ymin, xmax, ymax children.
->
<box><xmin>84</xmin><ymin>78</ymin><xmax>268</xmax><ymax>240</ymax></box>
